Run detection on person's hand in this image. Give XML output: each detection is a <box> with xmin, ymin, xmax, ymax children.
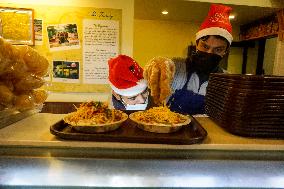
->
<box><xmin>143</xmin><ymin>57</ymin><xmax>175</xmax><ymax>105</ymax></box>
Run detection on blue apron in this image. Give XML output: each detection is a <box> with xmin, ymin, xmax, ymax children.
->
<box><xmin>167</xmin><ymin>72</ymin><xmax>205</xmax><ymax>115</ymax></box>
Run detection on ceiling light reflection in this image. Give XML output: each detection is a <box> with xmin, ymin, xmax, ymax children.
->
<box><xmin>162</xmin><ymin>10</ymin><xmax>168</xmax><ymax>15</ymax></box>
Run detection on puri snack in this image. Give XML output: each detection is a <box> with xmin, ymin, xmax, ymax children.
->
<box><xmin>32</xmin><ymin>89</ymin><xmax>48</xmax><ymax>104</ymax></box>
<box><xmin>0</xmin><ymin>84</ymin><xmax>15</xmax><ymax>107</ymax></box>
<box><xmin>13</xmin><ymin>73</ymin><xmax>45</xmax><ymax>91</ymax></box>
<box><xmin>0</xmin><ymin>37</ymin><xmax>18</xmax><ymax>61</ymax></box>
<box><xmin>14</xmin><ymin>94</ymin><xmax>35</xmax><ymax>111</ymax></box>
<box><xmin>16</xmin><ymin>45</ymin><xmax>49</xmax><ymax>77</ymax></box>
<box><xmin>144</xmin><ymin>57</ymin><xmax>175</xmax><ymax>105</ymax></box>
<box><xmin>0</xmin><ymin>37</ymin><xmax>49</xmax><ymax>111</ymax></box>
<box><xmin>0</xmin><ymin>80</ymin><xmax>14</xmax><ymax>91</ymax></box>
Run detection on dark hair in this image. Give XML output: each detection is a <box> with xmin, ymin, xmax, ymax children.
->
<box><xmin>196</xmin><ymin>35</ymin><xmax>230</xmax><ymax>50</ymax></box>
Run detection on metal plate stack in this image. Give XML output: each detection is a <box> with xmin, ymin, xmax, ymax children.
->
<box><xmin>205</xmin><ymin>73</ymin><xmax>284</xmax><ymax>138</ymax></box>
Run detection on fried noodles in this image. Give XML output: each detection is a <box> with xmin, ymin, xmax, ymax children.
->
<box><xmin>132</xmin><ymin>106</ymin><xmax>188</xmax><ymax>125</ymax></box>
<box><xmin>64</xmin><ymin>101</ymin><xmax>124</xmax><ymax>125</ymax></box>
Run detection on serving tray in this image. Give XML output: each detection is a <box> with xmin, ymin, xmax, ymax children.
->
<box><xmin>50</xmin><ymin>115</ymin><xmax>207</xmax><ymax>145</ymax></box>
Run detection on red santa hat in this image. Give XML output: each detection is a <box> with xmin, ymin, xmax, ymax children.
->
<box><xmin>108</xmin><ymin>55</ymin><xmax>147</xmax><ymax>97</ymax></box>
<box><xmin>196</xmin><ymin>4</ymin><xmax>233</xmax><ymax>44</ymax></box>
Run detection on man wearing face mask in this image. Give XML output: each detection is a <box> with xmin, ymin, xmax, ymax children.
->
<box><xmin>108</xmin><ymin>55</ymin><xmax>150</xmax><ymax>110</ymax></box>
<box><xmin>144</xmin><ymin>4</ymin><xmax>233</xmax><ymax>115</ymax></box>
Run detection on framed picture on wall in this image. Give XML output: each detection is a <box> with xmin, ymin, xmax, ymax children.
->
<box><xmin>0</xmin><ymin>7</ymin><xmax>34</xmax><ymax>45</ymax></box>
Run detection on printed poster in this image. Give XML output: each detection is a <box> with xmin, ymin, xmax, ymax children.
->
<box><xmin>34</xmin><ymin>19</ymin><xmax>43</xmax><ymax>45</ymax></box>
<box><xmin>83</xmin><ymin>19</ymin><xmax>119</xmax><ymax>84</ymax></box>
<box><xmin>47</xmin><ymin>23</ymin><xmax>80</xmax><ymax>51</ymax></box>
<box><xmin>52</xmin><ymin>60</ymin><xmax>80</xmax><ymax>83</ymax></box>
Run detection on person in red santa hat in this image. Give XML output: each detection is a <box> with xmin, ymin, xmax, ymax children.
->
<box><xmin>108</xmin><ymin>55</ymin><xmax>150</xmax><ymax>110</ymax></box>
<box><xmin>144</xmin><ymin>4</ymin><xmax>233</xmax><ymax>115</ymax></box>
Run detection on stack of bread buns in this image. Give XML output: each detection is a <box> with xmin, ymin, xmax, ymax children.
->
<box><xmin>0</xmin><ymin>37</ymin><xmax>49</xmax><ymax>111</ymax></box>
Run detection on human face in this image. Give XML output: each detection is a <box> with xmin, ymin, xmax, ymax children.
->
<box><xmin>120</xmin><ymin>88</ymin><xmax>149</xmax><ymax>105</ymax></box>
<box><xmin>196</xmin><ymin>36</ymin><xmax>228</xmax><ymax>57</ymax></box>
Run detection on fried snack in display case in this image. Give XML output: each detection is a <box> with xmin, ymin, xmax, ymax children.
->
<box><xmin>63</xmin><ymin>101</ymin><xmax>128</xmax><ymax>133</ymax></box>
<box><xmin>0</xmin><ymin>37</ymin><xmax>49</xmax><ymax>128</ymax></box>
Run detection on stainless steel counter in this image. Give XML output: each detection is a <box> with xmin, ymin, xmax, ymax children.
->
<box><xmin>1</xmin><ymin>156</ymin><xmax>284</xmax><ymax>188</ymax></box>
<box><xmin>0</xmin><ymin>113</ymin><xmax>284</xmax><ymax>188</ymax></box>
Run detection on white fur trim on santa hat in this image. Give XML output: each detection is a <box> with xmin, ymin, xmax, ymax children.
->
<box><xmin>109</xmin><ymin>79</ymin><xmax>148</xmax><ymax>97</ymax></box>
<box><xmin>196</xmin><ymin>27</ymin><xmax>233</xmax><ymax>44</ymax></box>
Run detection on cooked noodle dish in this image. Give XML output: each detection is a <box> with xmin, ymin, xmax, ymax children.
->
<box><xmin>129</xmin><ymin>106</ymin><xmax>190</xmax><ymax>133</ymax></box>
<box><xmin>130</xmin><ymin>106</ymin><xmax>189</xmax><ymax>126</ymax></box>
<box><xmin>63</xmin><ymin>101</ymin><xmax>127</xmax><ymax>126</ymax></box>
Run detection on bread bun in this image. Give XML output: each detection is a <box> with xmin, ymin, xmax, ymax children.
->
<box><xmin>0</xmin><ymin>104</ymin><xmax>6</xmax><ymax>111</ymax></box>
<box><xmin>0</xmin><ymin>53</ymin><xmax>11</xmax><ymax>75</ymax></box>
<box><xmin>0</xmin><ymin>80</ymin><xmax>14</xmax><ymax>91</ymax></box>
<box><xmin>14</xmin><ymin>73</ymin><xmax>45</xmax><ymax>92</ymax></box>
<box><xmin>32</xmin><ymin>89</ymin><xmax>48</xmax><ymax>104</ymax></box>
<box><xmin>0</xmin><ymin>38</ymin><xmax>19</xmax><ymax>60</ymax></box>
<box><xmin>3</xmin><ymin>60</ymin><xmax>29</xmax><ymax>80</ymax></box>
<box><xmin>0</xmin><ymin>37</ymin><xmax>49</xmax><ymax>111</ymax></box>
<box><xmin>17</xmin><ymin>45</ymin><xmax>49</xmax><ymax>76</ymax></box>
<box><xmin>0</xmin><ymin>84</ymin><xmax>15</xmax><ymax>106</ymax></box>
<box><xmin>14</xmin><ymin>94</ymin><xmax>35</xmax><ymax>111</ymax></box>
<box><xmin>144</xmin><ymin>57</ymin><xmax>175</xmax><ymax>105</ymax></box>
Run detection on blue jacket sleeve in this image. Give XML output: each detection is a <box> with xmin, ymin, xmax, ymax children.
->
<box><xmin>167</xmin><ymin>90</ymin><xmax>205</xmax><ymax>115</ymax></box>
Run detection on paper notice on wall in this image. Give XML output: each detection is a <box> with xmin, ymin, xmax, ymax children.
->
<box><xmin>34</xmin><ymin>19</ymin><xmax>43</xmax><ymax>45</ymax></box>
<box><xmin>83</xmin><ymin>19</ymin><xmax>119</xmax><ymax>84</ymax></box>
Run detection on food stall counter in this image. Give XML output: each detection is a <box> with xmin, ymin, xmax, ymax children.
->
<box><xmin>0</xmin><ymin>113</ymin><xmax>283</xmax><ymax>158</ymax></box>
<box><xmin>0</xmin><ymin>113</ymin><xmax>284</xmax><ymax>189</ymax></box>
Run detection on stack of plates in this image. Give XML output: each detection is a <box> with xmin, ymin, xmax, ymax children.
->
<box><xmin>205</xmin><ymin>73</ymin><xmax>284</xmax><ymax>138</ymax></box>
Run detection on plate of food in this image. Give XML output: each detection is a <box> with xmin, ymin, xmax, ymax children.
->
<box><xmin>129</xmin><ymin>106</ymin><xmax>191</xmax><ymax>133</ymax></box>
<box><xmin>63</xmin><ymin>101</ymin><xmax>128</xmax><ymax>133</ymax></box>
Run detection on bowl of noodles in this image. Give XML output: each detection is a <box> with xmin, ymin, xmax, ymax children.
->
<box><xmin>129</xmin><ymin>106</ymin><xmax>191</xmax><ymax>133</ymax></box>
<box><xmin>63</xmin><ymin>101</ymin><xmax>128</xmax><ymax>133</ymax></box>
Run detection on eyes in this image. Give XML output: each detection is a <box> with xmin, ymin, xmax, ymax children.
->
<box><xmin>202</xmin><ymin>43</ymin><xmax>210</xmax><ymax>50</ymax></box>
<box><xmin>127</xmin><ymin>88</ymin><xmax>149</xmax><ymax>101</ymax></box>
<box><xmin>128</xmin><ymin>96</ymin><xmax>137</xmax><ymax>101</ymax></box>
<box><xmin>214</xmin><ymin>47</ymin><xmax>226</xmax><ymax>54</ymax></box>
<box><xmin>199</xmin><ymin>42</ymin><xmax>226</xmax><ymax>56</ymax></box>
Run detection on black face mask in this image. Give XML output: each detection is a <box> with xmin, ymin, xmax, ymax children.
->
<box><xmin>190</xmin><ymin>50</ymin><xmax>222</xmax><ymax>74</ymax></box>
